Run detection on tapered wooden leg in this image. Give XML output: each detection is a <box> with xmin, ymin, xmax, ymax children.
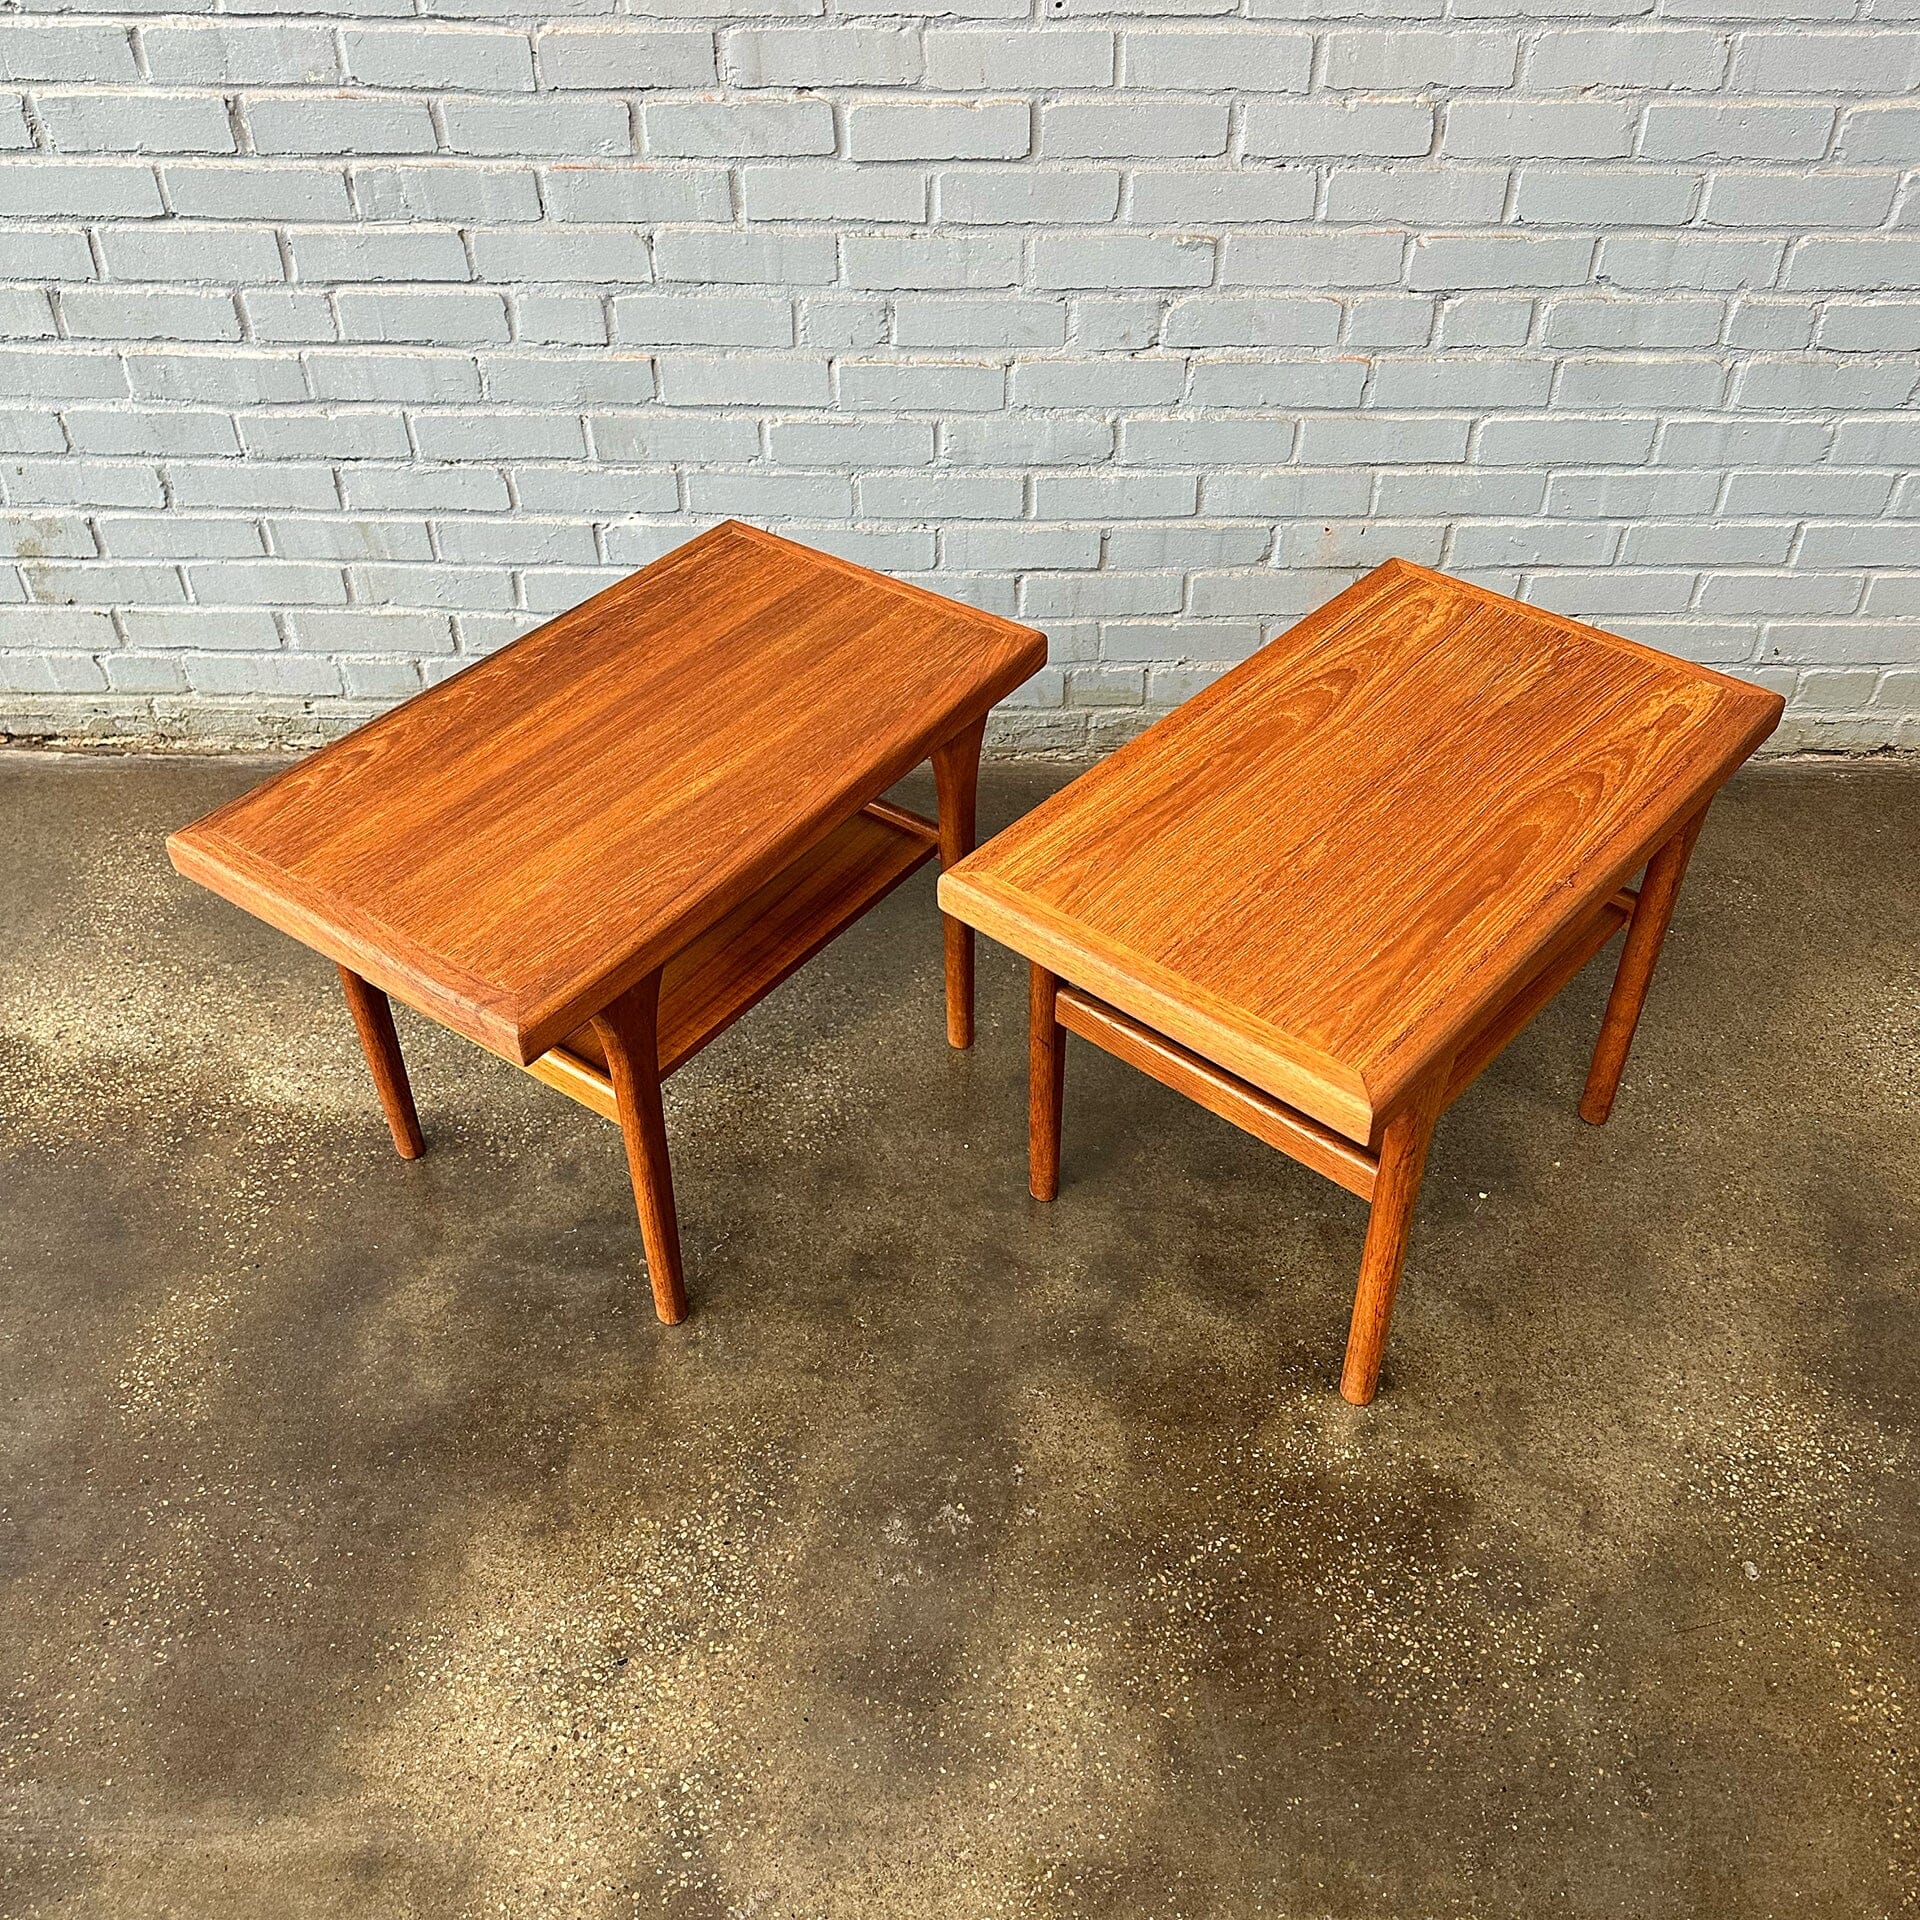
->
<box><xmin>1340</xmin><ymin>1071</ymin><xmax>1447</xmax><ymax>1407</ymax></box>
<box><xmin>932</xmin><ymin>714</ymin><xmax>987</xmax><ymax>1050</ymax></box>
<box><xmin>1029</xmin><ymin>963</ymin><xmax>1065</xmax><ymax>1201</ymax></box>
<box><xmin>1580</xmin><ymin>805</ymin><xmax>1708</xmax><ymax>1128</ymax></box>
<box><xmin>589</xmin><ymin>973</ymin><xmax>688</xmax><ymax>1325</ymax></box>
<box><xmin>337</xmin><ymin>964</ymin><xmax>424</xmax><ymax>1160</ymax></box>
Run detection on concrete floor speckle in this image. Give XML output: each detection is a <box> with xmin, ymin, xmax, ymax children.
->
<box><xmin>1</xmin><ymin>751</ymin><xmax>1916</xmax><ymax>1918</ymax></box>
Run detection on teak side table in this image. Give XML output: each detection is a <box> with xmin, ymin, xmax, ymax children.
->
<box><xmin>168</xmin><ymin>520</ymin><xmax>1047</xmax><ymax>1318</ymax></box>
<box><xmin>939</xmin><ymin>560</ymin><xmax>1784</xmax><ymax>1405</ymax></box>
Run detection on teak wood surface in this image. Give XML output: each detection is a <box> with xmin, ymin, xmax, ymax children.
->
<box><xmin>168</xmin><ymin>518</ymin><xmax>1045</xmax><ymax>1070</ymax></box>
<box><xmin>169</xmin><ymin>520</ymin><xmax>1045</xmax><ymax>1316</ymax></box>
<box><xmin>940</xmin><ymin>557</ymin><xmax>1784</xmax><ymax>1151</ymax></box>
<box><xmin>950</xmin><ymin>560</ymin><xmax>1783</xmax><ymax>1403</ymax></box>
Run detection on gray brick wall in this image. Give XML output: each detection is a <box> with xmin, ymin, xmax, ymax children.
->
<box><xmin>1</xmin><ymin>5</ymin><xmax>1917</xmax><ymax>754</ymax></box>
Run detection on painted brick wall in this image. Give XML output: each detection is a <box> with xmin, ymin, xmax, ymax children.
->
<box><xmin>1</xmin><ymin>7</ymin><xmax>1917</xmax><ymax>755</ymax></box>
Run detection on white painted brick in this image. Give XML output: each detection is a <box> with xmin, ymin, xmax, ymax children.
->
<box><xmin>1639</xmin><ymin>101</ymin><xmax>1833</xmax><ymax>162</ymax></box>
<box><xmin>1513</xmin><ymin>166</ymin><xmax>1700</xmax><ymax>228</ymax></box>
<box><xmin>839</xmin><ymin>359</ymin><xmax>1003</xmax><ymax>410</ymax></box>
<box><xmin>141</xmin><ymin>24</ymin><xmax>340</xmax><ymax>86</ymax></box>
<box><xmin>843</xmin><ymin>233</ymin><xmax>1021</xmax><ymax>289</ymax></box>
<box><xmin>1732</xmin><ymin>357</ymin><xmax>1916</xmax><ymax>409</ymax></box>
<box><xmin>1324</xmin><ymin>167</ymin><xmax>1507</xmax><ymax>227</ymax></box>
<box><xmin>307</xmin><ymin>351</ymin><xmax>480</xmax><ymax>404</ymax></box>
<box><xmin>542</xmin><ymin>166</ymin><xmax>730</xmax><ymax>223</ymax></box>
<box><xmin>1544</xmin><ymin>471</ymin><xmax>1719</xmax><ymax>516</ymax></box>
<box><xmin>0</xmin><ymin>23</ymin><xmax>138</xmax><ymax>84</ymax></box>
<box><xmin>1242</xmin><ymin>99</ymin><xmax>1432</xmax><ymax>158</ymax></box>
<box><xmin>645</xmin><ymin>99</ymin><xmax>834</xmax><ymax>158</ymax></box>
<box><xmin>0</xmin><ymin>288</ymin><xmax>54</xmax><ymax>338</ymax></box>
<box><xmin>289</xmin><ymin>226</ymin><xmax>470</xmax><ymax>283</ymax></box>
<box><xmin>1129</xmin><ymin>169</ymin><xmax>1314</xmax><ymax>224</ymax></box>
<box><xmin>1599</xmin><ymin>235</ymin><xmax>1784</xmax><ymax>289</ymax></box>
<box><xmin>165</xmin><ymin>163</ymin><xmax>353</xmax><ymax>221</ymax></box>
<box><xmin>1033</xmin><ymin>233</ymin><xmax>1212</xmax><ymax>289</ymax></box>
<box><xmin>1835</xmin><ymin>104</ymin><xmax>1920</xmax><ymax>164</ymax></box>
<box><xmin>1785</xmin><ymin>237</ymin><xmax>1920</xmax><ymax>292</ymax></box>
<box><xmin>39</xmin><ymin>93</ymin><xmax>235</xmax><ymax>156</ymax></box>
<box><xmin>941</xmin><ymin>418</ymin><xmax>1112</xmax><ymax>466</ymax></box>
<box><xmin>1325</xmin><ymin>28</ymin><xmax>1517</xmax><ymax>87</ymax></box>
<box><xmin>926</xmin><ymin>30</ymin><xmax>1112</xmax><ymax>88</ymax></box>
<box><xmin>1525</xmin><ymin>28</ymin><xmax>1727</xmax><ymax>90</ymax></box>
<box><xmin>343</xmin><ymin>26</ymin><xmax>535</xmax><ymax>92</ymax></box>
<box><xmin>1730</xmin><ymin>30</ymin><xmax>1920</xmax><ymax>93</ymax></box>
<box><xmin>1040</xmin><ymin>100</ymin><xmax>1230</xmax><ymax>160</ymax></box>
<box><xmin>1817</xmin><ymin>301</ymin><xmax>1920</xmax><ymax>351</ymax></box>
<box><xmin>613</xmin><ymin>293</ymin><xmax>792</xmax><ymax>345</ymax></box>
<box><xmin>769</xmin><ymin>419</ymin><xmax>934</xmax><ymax>466</ymax></box>
<box><xmin>799</xmin><ymin>297</ymin><xmax>888</xmax><ymax>348</ymax></box>
<box><xmin>0</xmin><ymin>228</ymin><xmax>96</xmax><ymax>280</ymax></box>
<box><xmin>1409</xmin><ymin>233</ymin><xmax>1592</xmax><ymax>290</ymax></box>
<box><xmin>1162</xmin><ymin>295</ymin><xmax>1340</xmax><ymax>347</ymax></box>
<box><xmin>858</xmin><ymin>472</ymin><xmax>1022</xmax><ymax>517</ymax></box>
<box><xmin>1543</xmin><ymin>296</ymin><xmax>1723</xmax><ymax>348</ymax></box>
<box><xmin>121</xmin><ymin>608</ymin><xmax>280</xmax><ymax>651</ymax></box>
<box><xmin>1222</xmin><ymin>231</ymin><xmax>1404</xmax><ymax>287</ymax></box>
<box><xmin>538</xmin><ymin>27</ymin><xmax>717</xmax><ymax>90</ymax></box>
<box><xmin>247</xmin><ymin>95</ymin><xmax>438</xmax><ymax>157</ymax></box>
<box><xmin>848</xmin><ymin>100</ymin><xmax>1029</xmax><ymax>161</ymax></box>
<box><xmin>743</xmin><ymin>164</ymin><xmax>928</xmax><ymax>222</ymax></box>
<box><xmin>1445</xmin><ymin>99</ymin><xmax>1633</xmax><ymax>159</ymax></box>
<box><xmin>0</xmin><ymin>160</ymin><xmax>163</xmax><ymax>218</ymax></box>
<box><xmin>103</xmin><ymin>515</ymin><xmax>262</xmax><ymax>557</ymax></box>
<box><xmin>1476</xmin><ymin>416</ymin><xmax>1659</xmax><ymax>465</ymax></box>
<box><xmin>66</xmin><ymin>408</ymin><xmax>238</xmax><ymax>456</ymax></box>
<box><xmin>1184</xmin><ymin>361</ymin><xmax>1367</xmax><ymax>407</ymax></box>
<box><xmin>1122</xmin><ymin>30</ymin><xmax>1312</xmax><ymax>89</ymax></box>
<box><xmin>354</xmin><ymin>164</ymin><xmax>541</xmax><ymax>223</ymax></box>
<box><xmin>441</xmin><ymin>97</ymin><xmax>629</xmax><ymax>157</ymax></box>
<box><xmin>937</xmin><ymin>167</ymin><xmax>1119</xmax><ymax>224</ymax></box>
<box><xmin>63</xmin><ymin>286</ymin><xmax>241</xmax><ymax>342</ymax></box>
<box><xmin>1702</xmin><ymin>171</ymin><xmax>1899</xmax><ymax>229</ymax></box>
<box><xmin>1555</xmin><ymin>356</ymin><xmax>1727</xmax><ymax>408</ymax></box>
<box><xmin>1118</xmin><ymin>417</ymin><xmax>1295</xmax><ymax>463</ymax></box>
<box><xmin>656</xmin><ymin>354</ymin><xmax>828</xmax><ymax>407</ymax></box>
<box><xmin>723</xmin><ymin>26</ymin><xmax>921</xmax><ymax>85</ymax></box>
<box><xmin>893</xmin><ymin>297</ymin><xmax>1064</xmax><ymax>346</ymax></box>
<box><xmin>481</xmin><ymin>355</ymin><xmax>655</xmax><ymax>405</ymax></box>
<box><xmin>286</xmin><ymin>610</ymin><xmax>455</xmax><ymax>654</ymax></box>
<box><xmin>97</xmin><ymin>224</ymin><xmax>284</xmax><ymax>283</ymax></box>
<box><xmin>1373</xmin><ymin>357</ymin><xmax>1555</xmax><ymax>408</ymax></box>
<box><xmin>474</xmin><ymin>227</ymin><xmax>654</xmax><ymax>283</ymax></box>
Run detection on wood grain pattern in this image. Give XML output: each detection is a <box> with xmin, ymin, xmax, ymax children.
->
<box><xmin>933</xmin><ymin>715</ymin><xmax>987</xmax><ymax>1050</ymax></box>
<box><xmin>1055</xmin><ymin>986</ymin><xmax>1378</xmax><ymax>1200</ymax></box>
<box><xmin>337</xmin><ymin>965</ymin><xmax>425</xmax><ymax>1160</ymax></box>
<box><xmin>941</xmin><ymin>558</ymin><xmax>1782</xmax><ymax>1146</ymax></box>
<box><xmin>1580</xmin><ymin>806</ymin><xmax>1707</xmax><ymax>1126</ymax></box>
<box><xmin>169</xmin><ymin>520</ymin><xmax>1045</xmax><ymax>1067</ymax></box>
<box><xmin>1029</xmin><ymin>963</ymin><xmax>1065</xmax><ymax>1201</ymax></box>
<box><xmin>590</xmin><ymin>973</ymin><xmax>687</xmax><ymax>1325</ymax></box>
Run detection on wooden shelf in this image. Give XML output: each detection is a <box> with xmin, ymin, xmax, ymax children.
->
<box><xmin>523</xmin><ymin>799</ymin><xmax>938</xmax><ymax>1122</ymax></box>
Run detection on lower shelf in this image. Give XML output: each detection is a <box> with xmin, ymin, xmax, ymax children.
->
<box><xmin>522</xmin><ymin>798</ymin><xmax>939</xmax><ymax>1123</ymax></box>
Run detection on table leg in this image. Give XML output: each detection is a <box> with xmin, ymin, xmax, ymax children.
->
<box><xmin>1579</xmin><ymin>804</ymin><xmax>1709</xmax><ymax>1127</ymax></box>
<box><xmin>1029</xmin><ymin>963</ymin><xmax>1066</xmax><ymax>1201</ymax></box>
<box><xmin>590</xmin><ymin>973</ymin><xmax>689</xmax><ymax>1325</ymax></box>
<box><xmin>932</xmin><ymin>714</ymin><xmax>987</xmax><ymax>1050</ymax></box>
<box><xmin>337</xmin><ymin>965</ymin><xmax>424</xmax><ymax>1160</ymax></box>
<box><xmin>1340</xmin><ymin>1070</ymin><xmax>1448</xmax><ymax>1407</ymax></box>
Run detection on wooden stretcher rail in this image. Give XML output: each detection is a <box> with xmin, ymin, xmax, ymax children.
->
<box><xmin>522</xmin><ymin>799</ymin><xmax>940</xmax><ymax>1123</ymax></box>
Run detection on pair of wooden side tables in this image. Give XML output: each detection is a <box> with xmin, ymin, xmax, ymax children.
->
<box><xmin>170</xmin><ymin>522</ymin><xmax>1782</xmax><ymax>1403</ymax></box>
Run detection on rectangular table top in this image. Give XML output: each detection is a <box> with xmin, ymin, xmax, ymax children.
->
<box><xmin>940</xmin><ymin>559</ymin><xmax>1783</xmax><ymax>1147</ymax></box>
<box><xmin>169</xmin><ymin>520</ymin><xmax>1044</xmax><ymax>1065</ymax></box>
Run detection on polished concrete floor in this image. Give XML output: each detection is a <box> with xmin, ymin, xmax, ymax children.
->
<box><xmin>1</xmin><ymin>750</ymin><xmax>1916</xmax><ymax>1919</ymax></box>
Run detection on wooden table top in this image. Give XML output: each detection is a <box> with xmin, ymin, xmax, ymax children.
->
<box><xmin>940</xmin><ymin>559</ymin><xmax>1783</xmax><ymax>1147</ymax></box>
<box><xmin>169</xmin><ymin>520</ymin><xmax>1044</xmax><ymax>1065</ymax></box>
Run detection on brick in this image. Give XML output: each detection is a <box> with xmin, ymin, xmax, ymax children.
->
<box><xmin>0</xmin><ymin>22</ymin><xmax>138</xmax><ymax>83</ymax></box>
<box><xmin>1129</xmin><ymin>169</ymin><xmax>1315</xmax><ymax>224</ymax></box>
<box><xmin>1122</xmin><ymin>30</ymin><xmax>1312</xmax><ymax>89</ymax></box>
<box><xmin>742</xmin><ymin>165</ymin><xmax>928</xmax><ymax>222</ymax></box>
<box><xmin>244</xmin><ymin>291</ymin><xmax>335</xmax><ymax>344</ymax></box>
<box><xmin>1730</xmin><ymin>30</ymin><xmax>1920</xmax><ymax>92</ymax></box>
<box><xmin>1785</xmin><ymin>237</ymin><xmax>1920</xmax><ymax>292</ymax></box>
<box><xmin>189</xmin><ymin>560</ymin><xmax>349</xmax><ymax>606</ymax></box>
<box><xmin>120</xmin><ymin>609</ymin><xmax>281</xmax><ymax>651</ymax></box>
<box><xmin>686</xmin><ymin>471</ymin><xmax>853</xmax><ymax>518</ymax></box>
<box><xmin>1555</xmin><ymin>356</ymin><xmax>1726</xmax><ymax>408</ymax></box>
<box><xmin>441</xmin><ymin>98</ymin><xmax>629</xmax><ymax>157</ymax></box>
<box><xmin>1544</xmin><ymin>470</ymin><xmax>1720</xmax><ymax>516</ymax></box>
<box><xmin>768</xmin><ymin>419</ymin><xmax>934</xmax><ymax>466</ymax></box>
<box><xmin>1476</xmin><ymin>416</ymin><xmax>1659</xmax><ymax>465</ymax></box>
<box><xmin>848</xmin><ymin>101</ymin><xmax>1029</xmax><ymax>161</ymax></box>
<box><xmin>1324</xmin><ymin>167</ymin><xmax>1507</xmax><ymax>227</ymax></box>
<box><xmin>1621</xmin><ymin>521</ymin><xmax>1792</xmax><ymax>564</ymax></box>
<box><xmin>1409</xmin><ymin>233</ymin><xmax>1592</xmax><ymax>291</ymax></box>
<box><xmin>1639</xmin><ymin>102</ymin><xmax>1833</xmax><ymax>162</ymax></box>
<box><xmin>336</xmin><ymin>290</ymin><xmax>511</xmax><ymax>344</ymax></box>
<box><xmin>1117</xmin><ymin>417</ymin><xmax>1302</xmax><ymax>464</ymax></box>
<box><xmin>1162</xmin><ymin>296</ymin><xmax>1340</xmax><ymax>348</ymax></box>
<box><xmin>63</xmin><ymin>287</ymin><xmax>241</xmax><ymax>342</ymax></box>
<box><xmin>343</xmin><ymin>26</ymin><xmax>535</xmax><ymax>91</ymax></box>
<box><xmin>141</xmin><ymin>23</ymin><xmax>340</xmax><ymax>86</ymax></box>
<box><xmin>1445</xmin><ymin>100</ymin><xmax>1633</xmax><ymax>159</ymax></box>
<box><xmin>1222</xmin><ymin>232</ymin><xmax>1405</xmax><ymax>288</ymax></box>
<box><xmin>1723</xmin><ymin>297</ymin><xmax>1815</xmax><ymax>351</ymax></box>
<box><xmin>1243</xmin><ymin>99</ymin><xmax>1432</xmax><ymax>159</ymax></box>
<box><xmin>1011</xmin><ymin>359</ymin><xmax>1185</xmax><ymax>407</ymax></box>
<box><xmin>858</xmin><ymin>472</ymin><xmax>1022</xmax><ymax>518</ymax></box>
<box><xmin>1184</xmin><ymin>360</ymin><xmax>1368</xmax><ymax>407</ymax></box>
<box><xmin>165</xmin><ymin>163</ymin><xmax>353</xmax><ymax>221</ymax></box>
<box><xmin>839</xmin><ymin>360</ymin><xmax>1003</xmax><ymax>411</ymax></box>
<box><xmin>244</xmin><ymin>411</ymin><xmax>411</xmax><ymax>460</ymax></box>
<box><xmin>170</xmin><ymin>460</ymin><xmax>336</xmax><ymax>509</ymax></box>
<box><xmin>39</xmin><ymin>93</ymin><xmax>236</xmax><ymax>156</ymax></box>
<box><xmin>289</xmin><ymin>227</ymin><xmax>470</xmax><ymax>283</ymax></box>
<box><xmin>1296</xmin><ymin>414</ymin><xmax>1473</xmax><ymax>464</ymax></box>
<box><xmin>27</xmin><ymin>561</ymin><xmax>186</xmax><ymax>606</ymax></box>
<box><xmin>1106</xmin><ymin>525</ymin><xmax>1274</xmax><ymax>567</ymax></box>
<box><xmin>1702</xmin><ymin>171</ymin><xmax>1899</xmax><ymax>229</ymax></box>
<box><xmin>1040</xmin><ymin>100</ymin><xmax>1230</xmax><ymax>160</ymax></box>
<box><xmin>1723</xmin><ymin>470</ymin><xmax>1894</xmax><ymax>516</ymax></box>
<box><xmin>1542</xmin><ymin>296</ymin><xmax>1723</xmax><ymax>348</ymax></box>
<box><xmin>937</xmin><ymin>167</ymin><xmax>1119</xmax><ymax>224</ymax></box>
<box><xmin>1021</xmin><ymin>573</ymin><xmax>1181</xmax><ymax>617</ymax></box>
<box><xmin>1325</xmin><ymin>28</ymin><xmax>1517</xmax><ymax>86</ymax></box>
<box><xmin>0</xmin><ymin>228</ymin><xmax>97</xmax><ymax>280</ymax></box>
<box><xmin>480</xmin><ymin>354</ymin><xmax>656</xmax><ymax>405</ymax></box>
<box><xmin>542</xmin><ymin>166</ymin><xmax>730</xmax><ymax>223</ymax></box>
<box><xmin>353</xmin><ymin>163</ymin><xmax>542</xmax><ymax>224</ymax></box>
<box><xmin>339</xmin><ymin>467</ymin><xmax>510</xmax><ymax>513</ymax></box>
<box><xmin>0</xmin><ymin>161</ymin><xmax>163</xmax><ymax>219</ymax></box>
<box><xmin>926</xmin><ymin>29</ymin><xmax>1112</xmax><ymax>87</ymax></box>
<box><xmin>247</xmin><ymin>96</ymin><xmax>438</xmax><ymax>157</ymax></box>
<box><xmin>307</xmin><ymin>351</ymin><xmax>480</xmax><ymax>403</ymax></box>
<box><xmin>97</xmin><ymin>224</ymin><xmax>285</xmax><ymax>284</ymax></box>
<box><xmin>1525</xmin><ymin>28</ymin><xmax>1727</xmax><ymax>90</ymax></box>
<box><xmin>1732</xmin><ymin>358</ymin><xmax>1917</xmax><ymax>409</ymax></box>
<box><xmin>893</xmin><ymin>297</ymin><xmax>1064</xmax><ymax>346</ymax></box>
<box><xmin>650</xmin><ymin>228</ymin><xmax>831</xmax><ymax>284</ymax></box>
<box><xmin>1372</xmin><ymin>357</ymin><xmax>1555</xmax><ymax>408</ymax></box>
<box><xmin>1032</xmin><ymin>234</ymin><xmax>1212</xmax><ymax>289</ymax></box>
<box><xmin>941</xmin><ymin>418</ymin><xmax>1113</xmax><ymax>466</ymax></box>
<box><xmin>723</xmin><ymin>26</ymin><xmax>921</xmax><ymax>84</ymax></box>
<box><xmin>656</xmin><ymin>354</ymin><xmax>828</xmax><ymax>406</ymax></box>
<box><xmin>287</xmin><ymin>610</ymin><xmax>455</xmax><ymax>655</ymax></box>
<box><xmin>800</xmin><ymin>298</ymin><xmax>888</xmax><ymax>348</ymax></box>
<box><xmin>1817</xmin><ymin>301</ymin><xmax>1920</xmax><ymax>352</ymax></box>
<box><xmin>1513</xmin><ymin>166</ymin><xmax>1700</xmax><ymax>227</ymax></box>
<box><xmin>1699</xmin><ymin>572</ymin><xmax>1862</xmax><ymax>616</ymax></box>
<box><xmin>1599</xmin><ymin>235</ymin><xmax>1784</xmax><ymax>289</ymax></box>
<box><xmin>539</xmin><ymin>26</ymin><xmax>717</xmax><ymax>88</ymax></box>
<box><xmin>613</xmin><ymin>294</ymin><xmax>792</xmax><ymax>345</ymax></box>
<box><xmin>646</xmin><ymin>100</ymin><xmax>835</xmax><ymax>158</ymax></box>
<box><xmin>843</xmin><ymin>233</ymin><xmax>1022</xmax><ymax>290</ymax></box>
<box><xmin>1835</xmin><ymin>104</ymin><xmax>1920</xmax><ymax>164</ymax></box>
<box><xmin>0</xmin><ymin>348</ymin><xmax>128</xmax><ymax>403</ymax></box>
<box><xmin>1435</xmin><ymin>295</ymin><xmax>1532</xmax><ymax>347</ymax></box>
<box><xmin>1658</xmin><ymin>418</ymin><xmax>1830</xmax><ymax>465</ymax></box>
